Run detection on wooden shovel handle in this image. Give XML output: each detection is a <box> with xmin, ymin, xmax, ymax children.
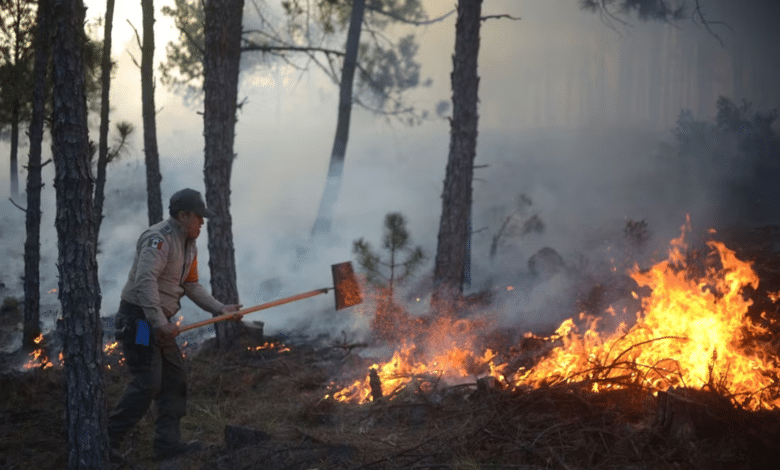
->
<box><xmin>177</xmin><ymin>288</ymin><xmax>330</xmax><ymax>335</ymax></box>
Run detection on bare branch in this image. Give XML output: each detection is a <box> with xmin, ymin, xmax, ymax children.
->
<box><xmin>364</xmin><ymin>6</ymin><xmax>456</xmax><ymax>26</ymax></box>
<box><xmin>126</xmin><ymin>20</ymin><xmax>142</xmax><ymax>69</ymax></box>
<box><xmin>583</xmin><ymin>0</ymin><xmax>730</xmax><ymax>46</ymax></box>
<box><xmin>241</xmin><ymin>41</ymin><xmax>345</xmax><ymax>57</ymax></box>
<box><xmin>352</xmin><ymin>95</ymin><xmax>429</xmax><ymax>125</ymax></box>
<box><xmin>24</xmin><ymin>158</ymin><xmax>52</xmax><ymax>170</ymax></box>
<box><xmin>9</xmin><ymin>198</ymin><xmax>26</xmax><ymax>213</ymax></box>
<box><xmin>692</xmin><ymin>0</ymin><xmax>729</xmax><ymax>47</ymax></box>
<box><xmin>127</xmin><ymin>19</ymin><xmax>142</xmax><ymax>51</ymax></box>
<box><xmin>127</xmin><ymin>51</ymin><xmax>140</xmax><ymax>69</ymax></box>
<box><xmin>480</xmin><ymin>14</ymin><xmax>521</xmax><ymax>22</ymax></box>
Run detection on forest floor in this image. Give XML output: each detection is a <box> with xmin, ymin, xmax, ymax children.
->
<box><xmin>3</xmin><ymin>225</ymin><xmax>780</xmax><ymax>469</ymax></box>
<box><xmin>2</xmin><ymin>326</ymin><xmax>780</xmax><ymax>470</ymax></box>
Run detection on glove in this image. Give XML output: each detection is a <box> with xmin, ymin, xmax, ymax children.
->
<box><xmin>219</xmin><ymin>304</ymin><xmax>244</xmax><ymax>322</ymax></box>
<box><xmin>155</xmin><ymin>322</ymin><xmax>180</xmax><ymax>342</ymax></box>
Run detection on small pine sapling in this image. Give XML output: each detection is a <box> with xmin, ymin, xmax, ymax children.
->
<box><xmin>353</xmin><ymin>212</ymin><xmax>425</xmax><ymax>302</ymax></box>
<box><xmin>353</xmin><ymin>213</ymin><xmax>425</xmax><ymax>341</ymax></box>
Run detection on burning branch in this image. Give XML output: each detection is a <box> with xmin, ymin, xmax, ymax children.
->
<box><xmin>369</xmin><ymin>368</ymin><xmax>383</xmax><ymax>402</ymax></box>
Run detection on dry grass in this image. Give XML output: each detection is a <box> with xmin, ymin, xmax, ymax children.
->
<box><xmin>2</xmin><ymin>329</ymin><xmax>780</xmax><ymax>470</ymax></box>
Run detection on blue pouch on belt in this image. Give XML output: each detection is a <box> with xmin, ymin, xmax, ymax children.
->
<box><xmin>135</xmin><ymin>319</ymin><xmax>151</xmax><ymax>346</ymax></box>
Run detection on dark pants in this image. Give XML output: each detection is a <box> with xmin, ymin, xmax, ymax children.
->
<box><xmin>107</xmin><ymin>301</ymin><xmax>186</xmax><ymax>455</ymax></box>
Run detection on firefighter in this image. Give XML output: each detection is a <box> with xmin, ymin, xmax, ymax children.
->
<box><xmin>108</xmin><ymin>188</ymin><xmax>242</xmax><ymax>462</ymax></box>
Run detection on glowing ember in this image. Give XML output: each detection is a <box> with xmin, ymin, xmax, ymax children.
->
<box><xmin>247</xmin><ymin>342</ymin><xmax>290</xmax><ymax>353</ymax></box>
<box><xmin>24</xmin><ymin>345</ymin><xmax>54</xmax><ymax>370</ymax></box>
<box><xmin>103</xmin><ymin>340</ymin><xmax>125</xmax><ymax>369</ymax></box>
<box><xmin>329</xmin><ymin>222</ymin><xmax>780</xmax><ymax>410</ymax></box>
<box><xmin>47</xmin><ymin>288</ymin><xmax>57</xmax><ymax>294</ymax></box>
<box><xmin>22</xmin><ymin>334</ymin><xmax>55</xmax><ymax>369</ymax></box>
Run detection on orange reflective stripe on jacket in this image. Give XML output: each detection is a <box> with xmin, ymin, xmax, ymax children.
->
<box><xmin>184</xmin><ymin>256</ymin><xmax>199</xmax><ymax>283</ymax></box>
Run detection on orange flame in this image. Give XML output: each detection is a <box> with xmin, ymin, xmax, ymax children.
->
<box><xmin>247</xmin><ymin>342</ymin><xmax>291</xmax><ymax>353</ymax></box>
<box><xmin>103</xmin><ymin>340</ymin><xmax>125</xmax><ymax>369</ymax></box>
<box><xmin>507</xmin><ymin>237</ymin><xmax>779</xmax><ymax>410</ymax></box>
<box><xmin>329</xmin><ymin>224</ymin><xmax>780</xmax><ymax>410</ymax></box>
<box><xmin>24</xmin><ymin>346</ymin><xmax>53</xmax><ymax>370</ymax></box>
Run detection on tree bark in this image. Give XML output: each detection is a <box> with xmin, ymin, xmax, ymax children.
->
<box><xmin>310</xmin><ymin>0</ymin><xmax>366</xmax><ymax>237</ymax></box>
<box><xmin>203</xmin><ymin>0</ymin><xmax>243</xmax><ymax>348</ymax></box>
<box><xmin>9</xmin><ymin>1</ymin><xmax>24</xmax><ymax>198</ymax></box>
<box><xmin>51</xmin><ymin>0</ymin><xmax>108</xmax><ymax>467</ymax></box>
<box><xmin>10</xmin><ymin>99</ymin><xmax>19</xmax><ymax>197</ymax></box>
<box><xmin>22</xmin><ymin>0</ymin><xmax>51</xmax><ymax>350</ymax></box>
<box><xmin>431</xmin><ymin>0</ymin><xmax>481</xmax><ymax>315</ymax></box>
<box><xmin>94</xmin><ymin>0</ymin><xmax>115</xmax><ymax>241</ymax></box>
<box><xmin>141</xmin><ymin>0</ymin><xmax>163</xmax><ymax>225</ymax></box>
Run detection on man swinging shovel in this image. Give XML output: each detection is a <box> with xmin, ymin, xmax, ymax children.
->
<box><xmin>178</xmin><ymin>261</ymin><xmax>363</xmax><ymax>335</ymax></box>
<box><xmin>108</xmin><ymin>188</ymin><xmax>362</xmax><ymax>464</ymax></box>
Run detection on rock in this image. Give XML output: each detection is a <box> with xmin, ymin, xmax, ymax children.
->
<box><xmin>528</xmin><ymin>247</ymin><xmax>564</xmax><ymax>278</ymax></box>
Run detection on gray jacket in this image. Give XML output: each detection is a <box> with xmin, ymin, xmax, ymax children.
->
<box><xmin>121</xmin><ymin>217</ymin><xmax>224</xmax><ymax>329</ymax></box>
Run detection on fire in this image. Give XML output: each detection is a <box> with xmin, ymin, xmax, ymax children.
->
<box><xmin>47</xmin><ymin>288</ymin><xmax>57</xmax><ymax>294</ymax></box>
<box><xmin>509</xmin><ymin>233</ymin><xmax>780</xmax><ymax>410</ymax></box>
<box><xmin>24</xmin><ymin>334</ymin><xmax>55</xmax><ymax>370</ymax></box>
<box><xmin>331</xmin><ymin>343</ymin><xmax>498</xmax><ymax>403</ymax></box>
<box><xmin>23</xmin><ymin>348</ymin><xmax>53</xmax><ymax>370</ymax></box>
<box><xmin>103</xmin><ymin>340</ymin><xmax>125</xmax><ymax>369</ymax></box>
<box><xmin>247</xmin><ymin>342</ymin><xmax>290</xmax><ymax>353</ymax></box>
<box><xmin>329</xmin><ymin>224</ymin><xmax>780</xmax><ymax>410</ymax></box>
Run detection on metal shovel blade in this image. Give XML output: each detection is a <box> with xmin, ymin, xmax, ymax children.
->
<box><xmin>332</xmin><ymin>261</ymin><xmax>362</xmax><ymax>310</ymax></box>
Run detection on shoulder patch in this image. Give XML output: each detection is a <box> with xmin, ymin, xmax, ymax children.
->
<box><xmin>148</xmin><ymin>238</ymin><xmax>164</xmax><ymax>250</ymax></box>
<box><xmin>162</xmin><ymin>225</ymin><xmax>173</xmax><ymax>234</ymax></box>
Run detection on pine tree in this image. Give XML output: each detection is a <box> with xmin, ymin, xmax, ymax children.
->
<box><xmin>353</xmin><ymin>212</ymin><xmax>425</xmax><ymax>303</ymax></box>
<box><xmin>353</xmin><ymin>212</ymin><xmax>424</xmax><ymax>340</ymax></box>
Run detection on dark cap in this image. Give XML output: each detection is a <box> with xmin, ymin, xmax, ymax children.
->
<box><xmin>169</xmin><ymin>188</ymin><xmax>217</xmax><ymax>218</ymax></box>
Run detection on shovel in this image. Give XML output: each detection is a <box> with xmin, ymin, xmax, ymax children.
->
<box><xmin>177</xmin><ymin>261</ymin><xmax>362</xmax><ymax>335</ymax></box>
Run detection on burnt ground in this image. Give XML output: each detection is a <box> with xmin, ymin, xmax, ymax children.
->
<box><xmin>2</xmin><ymin>328</ymin><xmax>780</xmax><ymax>470</ymax></box>
<box><xmin>2</xmin><ymin>225</ymin><xmax>780</xmax><ymax>470</ymax></box>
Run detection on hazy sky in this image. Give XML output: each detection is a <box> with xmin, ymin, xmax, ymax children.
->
<box><xmin>1</xmin><ymin>0</ymin><xmax>778</xmax><ymax>338</ymax></box>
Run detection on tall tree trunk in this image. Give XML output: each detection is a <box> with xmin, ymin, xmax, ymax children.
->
<box><xmin>94</xmin><ymin>0</ymin><xmax>115</xmax><ymax>241</ymax></box>
<box><xmin>22</xmin><ymin>0</ymin><xmax>51</xmax><ymax>350</ymax></box>
<box><xmin>51</xmin><ymin>0</ymin><xmax>107</xmax><ymax>467</ymax></box>
<box><xmin>141</xmin><ymin>0</ymin><xmax>163</xmax><ymax>224</ymax></box>
<box><xmin>203</xmin><ymin>0</ymin><xmax>243</xmax><ymax>348</ymax></box>
<box><xmin>431</xmin><ymin>0</ymin><xmax>481</xmax><ymax>315</ymax></box>
<box><xmin>10</xmin><ymin>99</ymin><xmax>20</xmax><ymax>197</ymax></box>
<box><xmin>310</xmin><ymin>0</ymin><xmax>366</xmax><ymax>237</ymax></box>
<box><xmin>9</xmin><ymin>6</ymin><xmax>23</xmax><ymax>199</ymax></box>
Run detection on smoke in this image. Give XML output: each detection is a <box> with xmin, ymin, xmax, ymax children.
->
<box><xmin>2</xmin><ymin>0</ymin><xmax>779</xmax><ymax>351</ymax></box>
